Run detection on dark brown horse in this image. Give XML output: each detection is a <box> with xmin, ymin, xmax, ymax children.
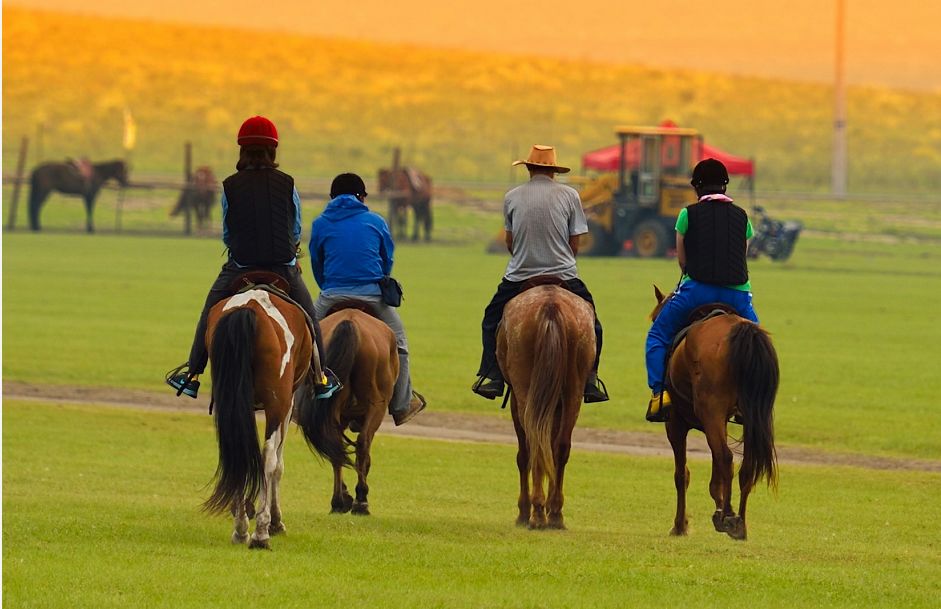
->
<box><xmin>377</xmin><ymin>167</ymin><xmax>433</xmax><ymax>242</ymax></box>
<box><xmin>202</xmin><ymin>288</ymin><xmax>313</xmax><ymax>550</ymax></box>
<box><xmin>170</xmin><ymin>166</ymin><xmax>217</xmax><ymax>230</ymax></box>
<box><xmin>296</xmin><ymin>308</ymin><xmax>398</xmax><ymax>515</ymax></box>
<box><xmin>497</xmin><ymin>285</ymin><xmax>596</xmax><ymax>529</ymax></box>
<box><xmin>28</xmin><ymin>159</ymin><xmax>129</xmax><ymax>232</ymax></box>
<box><xmin>651</xmin><ymin>286</ymin><xmax>779</xmax><ymax>540</ymax></box>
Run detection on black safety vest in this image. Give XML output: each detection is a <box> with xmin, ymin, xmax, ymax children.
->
<box><xmin>684</xmin><ymin>200</ymin><xmax>749</xmax><ymax>286</ymax></box>
<box><xmin>222</xmin><ymin>168</ymin><xmax>296</xmax><ymax>266</ymax></box>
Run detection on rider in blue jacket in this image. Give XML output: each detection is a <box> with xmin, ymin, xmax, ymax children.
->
<box><xmin>308</xmin><ymin>173</ymin><xmax>426</xmax><ymax>426</ymax></box>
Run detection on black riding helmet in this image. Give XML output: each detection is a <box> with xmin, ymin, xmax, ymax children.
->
<box><xmin>690</xmin><ymin>158</ymin><xmax>729</xmax><ymax>188</ymax></box>
<box><xmin>330</xmin><ymin>173</ymin><xmax>368</xmax><ymax>199</ymax></box>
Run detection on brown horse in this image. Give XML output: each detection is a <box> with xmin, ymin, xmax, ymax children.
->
<box><xmin>296</xmin><ymin>308</ymin><xmax>398</xmax><ymax>515</ymax></box>
<box><xmin>170</xmin><ymin>166</ymin><xmax>217</xmax><ymax>230</ymax></box>
<box><xmin>202</xmin><ymin>288</ymin><xmax>313</xmax><ymax>549</ymax></box>
<box><xmin>651</xmin><ymin>286</ymin><xmax>779</xmax><ymax>540</ymax></box>
<box><xmin>377</xmin><ymin>167</ymin><xmax>433</xmax><ymax>242</ymax></box>
<box><xmin>28</xmin><ymin>159</ymin><xmax>130</xmax><ymax>232</ymax></box>
<box><xmin>497</xmin><ymin>285</ymin><xmax>596</xmax><ymax>529</ymax></box>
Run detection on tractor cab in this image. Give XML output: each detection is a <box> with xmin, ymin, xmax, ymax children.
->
<box><xmin>612</xmin><ymin>126</ymin><xmax>702</xmax><ymax>256</ymax></box>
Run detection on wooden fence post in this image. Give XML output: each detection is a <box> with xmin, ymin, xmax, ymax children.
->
<box><xmin>183</xmin><ymin>141</ymin><xmax>192</xmax><ymax>235</ymax></box>
<box><xmin>5</xmin><ymin>137</ymin><xmax>30</xmax><ymax>230</ymax></box>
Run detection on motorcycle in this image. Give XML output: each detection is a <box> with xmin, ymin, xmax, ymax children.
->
<box><xmin>747</xmin><ymin>206</ymin><xmax>803</xmax><ymax>262</ymax></box>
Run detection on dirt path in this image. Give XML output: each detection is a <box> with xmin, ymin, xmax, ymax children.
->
<box><xmin>5</xmin><ymin>381</ymin><xmax>939</xmax><ymax>473</ymax></box>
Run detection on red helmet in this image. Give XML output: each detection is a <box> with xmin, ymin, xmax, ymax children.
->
<box><xmin>237</xmin><ymin>116</ymin><xmax>278</xmax><ymax>147</ymax></box>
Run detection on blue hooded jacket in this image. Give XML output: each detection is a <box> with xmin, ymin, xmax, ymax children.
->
<box><xmin>309</xmin><ymin>194</ymin><xmax>394</xmax><ymax>296</ymax></box>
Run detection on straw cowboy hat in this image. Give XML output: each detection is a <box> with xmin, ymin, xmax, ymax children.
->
<box><xmin>512</xmin><ymin>144</ymin><xmax>570</xmax><ymax>174</ymax></box>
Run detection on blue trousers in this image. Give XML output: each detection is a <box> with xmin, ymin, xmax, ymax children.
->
<box><xmin>645</xmin><ymin>279</ymin><xmax>759</xmax><ymax>392</ymax></box>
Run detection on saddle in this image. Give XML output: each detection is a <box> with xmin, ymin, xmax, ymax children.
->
<box><xmin>520</xmin><ymin>274</ymin><xmax>566</xmax><ymax>292</ymax></box>
<box><xmin>226</xmin><ymin>271</ymin><xmax>318</xmax><ymax>351</ymax></box>
<box><xmin>324</xmin><ymin>299</ymin><xmax>382</xmax><ymax>320</ymax></box>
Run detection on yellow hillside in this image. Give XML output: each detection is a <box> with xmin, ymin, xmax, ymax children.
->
<box><xmin>3</xmin><ymin>6</ymin><xmax>940</xmax><ymax>192</ymax></box>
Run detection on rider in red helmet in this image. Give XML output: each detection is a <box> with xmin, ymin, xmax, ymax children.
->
<box><xmin>166</xmin><ymin>116</ymin><xmax>338</xmax><ymax>399</ymax></box>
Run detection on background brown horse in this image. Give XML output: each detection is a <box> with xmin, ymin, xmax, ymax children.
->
<box><xmin>296</xmin><ymin>308</ymin><xmax>398</xmax><ymax>516</ymax></box>
<box><xmin>497</xmin><ymin>285</ymin><xmax>596</xmax><ymax>529</ymax></box>
<box><xmin>28</xmin><ymin>159</ymin><xmax>129</xmax><ymax>232</ymax></box>
<box><xmin>377</xmin><ymin>167</ymin><xmax>433</xmax><ymax>242</ymax></box>
<box><xmin>651</xmin><ymin>286</ymin><xmax>779</xmax><ymax>540</ymax></box>
<box><xmin>170</xmin><ymin>166</ymin><xmax>217</xmax><ymax>230</ymax></box>
<box><xmin>202</xmin><ymin>288</ymin><xmax>313</xmax><ymax>550</ymax></box>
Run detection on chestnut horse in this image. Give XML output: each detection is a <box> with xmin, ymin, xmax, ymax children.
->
<box><xmin>28</xmin><ymin>159</ymin><xmax>129</xmax><ymax>232</ymax></box>
<box><xmin>170</xmin><ymin>166</ymin><xmax>217</xmax><ymax>230</ymax></box>
<box><xmin>497</xmin><ymin>285</ymin><xmax>595</xmax><ymax>529</ymax></box>
<box><xmin>377</xmin><ymin>167</ymin><xmax>433</xmax><ymax>242</ymax></box>
<box><xmin>296</xmin><ymin>308</ymin><xmax>398</xmax><ymax>515</ymax></box>
<box><xmin>651</xmin><ymin>286</ymin><xmax>779</xmax><ymax>540</ymax></box>
<box><xmin>202</xmin><ymin>288</ymin><xmax>313</xmax><ymax>549</ymax></box>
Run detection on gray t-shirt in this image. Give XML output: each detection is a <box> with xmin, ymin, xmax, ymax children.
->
<box><xmin>503</xmin><ymin>175</ymin><xmax>588</xmax><ymax>282</ymax></box>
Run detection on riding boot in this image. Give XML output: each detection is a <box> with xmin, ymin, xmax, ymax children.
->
<box><xmin>389</xmin><ymin>350</ymin><xmax>413</xmax><ymax>415</ymax></box>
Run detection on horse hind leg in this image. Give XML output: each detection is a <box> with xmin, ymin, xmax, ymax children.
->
<box><xmin>268</xmin><ymin>421</ymin><xmax>288</xmax><ymax>536</ymax></box>
<box><xmin>84</xmin><ymin>195</ymin><xmax>95</xmax><ymax>233</ymax></box>
<box><xmin>351</xmin><ymin>420</ymin><xmax>379</xmax><ymax>516</ymax></box>
<box><xmin>666</xmin><ymin>419</ymin><xmax>691</xmax><ymax>536</ymax></box>
<box><xmin>703</xmin><ymin>417</ymin><xmax>737</xmax><ymax>537</ymax></box>
<box><xmin>330</xmin><ymin>462</ymin><xmax>353</xmax><ymax>513</ymax></box>
<box><xmin>231</xmin><ymin>500</ymin><xmax>250</xmax><ymax>544</ymax></box>
<box><xmin>528</xmin><ymin>459</ymin><xmax>548</xmax><ymax>530</ymax></box>
<box><xmin>248</xmin><ymin>425</ymin><xmax>283</xmax><ymax>550</ymax></box>
<box><xmin>511</xmin><ymin>403</ymin><xmax>531</xmax><ymax>527</ymax></box>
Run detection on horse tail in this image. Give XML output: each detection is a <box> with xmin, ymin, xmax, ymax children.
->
<box><xmin>524</xmin><ymin>301</ymin><xmax>566</xmax><ymax>487</ymax></box>
<box><xmin>297</xmin><ymin>319</ymin><xmax>356</xmax><ymax>468</ymax></box>
<box><xmin>728</xmin><ymin>321</ymin><xmax>779</xmax><ymax>491</ymax></box>
<box><xmin>203</xmin><ymin>308</ymin><xmax>263</xmax><ymax>515</ymax></box>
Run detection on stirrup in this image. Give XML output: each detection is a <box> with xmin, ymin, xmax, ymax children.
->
<box><xmin>314</xmin><ymin>367</ymin><xmax>342</xmax><ymax>399</ymax></box>
<box><xmin>165</xmin><ymin>363</ymin><xmax>199</xmax><ymax>398</ymax></box>
<box><xmin>584</xmin><ymin>375</ymin><xmax>609</xmax><ymax>403</ymax></box>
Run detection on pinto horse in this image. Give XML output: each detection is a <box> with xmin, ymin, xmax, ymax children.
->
<box><xmin>377</xmin><ymin>167</ymin><xmax>433</xmax><ymax>242</ymax></box>
<box><xmin>202</xmin><ymin>288</ymin><xmax>313</xmax><ymax>549</ymax></box>
<box><xmin>28</xmin><ymin>159</ymin><xmax>129</xmax><ymax>232</ymax></box>
<box><xmin>497</xmin><ymin>285</ymin><xmax>595</xmax><ymax>529</ymax></box>
<box><xmin>651</xmin><ymin>286</ymin><xmax>779</xmax><ymax>540</ymax></box>
<box><xmin>296</xmin><ymin>308</ymin><xmax>398</xmax><ymax>516</ymax></box>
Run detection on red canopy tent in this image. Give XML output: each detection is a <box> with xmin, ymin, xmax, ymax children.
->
<box><xmin>581</xmin><ymin>120</ymin><xmax>755</xmax><ymax>177</ymax></box>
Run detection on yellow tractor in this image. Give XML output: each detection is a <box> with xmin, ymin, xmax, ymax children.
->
<box><xmin>578</xmin><ymin>125</ymin><xmax>702</xmax><ymax>257</ymax></box>
<box><xmin>488</xmin><ymin>125</ymin><xmax>704</xmax><ymax>257</ymax></box>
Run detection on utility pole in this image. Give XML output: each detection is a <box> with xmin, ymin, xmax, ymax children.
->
<box><xmin>831</xmin><ymin>0</ymin><xmax>848</xmax><ymax>198</ymax></box>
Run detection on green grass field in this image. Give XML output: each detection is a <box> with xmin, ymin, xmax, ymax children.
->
<box><xmin>4</xmin><ymin>402</ymin><xmax>941</xmax><ymax>609</ymax></box>
<box><xmin>3</xmin><ymin>200</ymin><xmax>941</xmax><ymax>460</ymax></box>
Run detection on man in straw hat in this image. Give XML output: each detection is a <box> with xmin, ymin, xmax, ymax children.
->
<box><xmin>472</xmin><ymin>145</ymin><xmax>608</xmax><ymax>403</ymax></box>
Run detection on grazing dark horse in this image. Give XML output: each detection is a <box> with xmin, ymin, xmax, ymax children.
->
<box><xmin>496</xmin><ymin>285</ymin><xmax>595</xmax><ymax>529</ymax></box>
<box><xmin>377</xmin><ymin>167</ymin><xmax>433</xmax><ymax>242</ymax></box>
<box><xmin>170</xmin><ymin>166</ymin><xmax>217</xmax><ymax>230</ymax></box>
<box><xmin>651</xmin><ymin>285</ymin><xmax>779</xmax><ymax>540</ymax></box>
<box><xmin>28</xmin><ymin>159</ymin><xmax>129</xmax><ymax>232</ymax></box>
<box><xmin>296</xmin><ymin>308</ymin><xmax>398</xmax><ymax>516</ymax></box>
<box><xmin>203</xmin><ymin>288</ymin><xmax>313</xmax><ymax>550</ymax></box>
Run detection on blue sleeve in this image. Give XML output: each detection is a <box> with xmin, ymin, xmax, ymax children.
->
<box><xmin>378</xmin><ymin>217</ymin><xmax>395</xmax><ymax>276</ymax></box>
<box><xmin>221</xmin><ymin>190</ymin><xmax>229</xmax><ymax>247</ymax></box>
<box><xmin>308</xmin><ymin>220</ymin><xmax>325</xmax><ymax>288</ymax></box>
<box><xmin>292</xmin><ymin>187</ymin><xmax>302</xmax><ymax>244</ymax></box>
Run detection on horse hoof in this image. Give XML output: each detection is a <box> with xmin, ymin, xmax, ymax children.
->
<box><xmin>669</xmin><ymin>526</ymin><xmax>688</xmax><ymax>537</ymax></box>
<box><xmin>269</xmin><ymin>522</ymin><xmax>286</xmax><ymax>536</ymax></box>
<box><xmin>232</xmin><ymin>532</ymin><xmax>249</xmax><ymax>545</ymax></box>
<box><xmin>351</xmin><ymin>502</ymin><xmax>371</xmax><ymax>516</ymax></box>
<box><xmin>330</xmin><ymin>505</ymin><xmax>352</xmax><ymax>514</ymax></box>
<box><xmin>248</xmin><ymin>537</ymin><xmax>271</xmax><ymax>550</ymax></box>
<box><xmin>547</xmin><ymin>516</ymin><xmax>566</xmax><ymax>530</ymax></box>
<box><xmin>724</xmin><ymin>517</ymin><xmax>747</xmax><ymax>541</ymax></box>
<box><xmin>712</xmin><ymin>510</ymin><xmax>729</xmax><ymax>533</ymax></box>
